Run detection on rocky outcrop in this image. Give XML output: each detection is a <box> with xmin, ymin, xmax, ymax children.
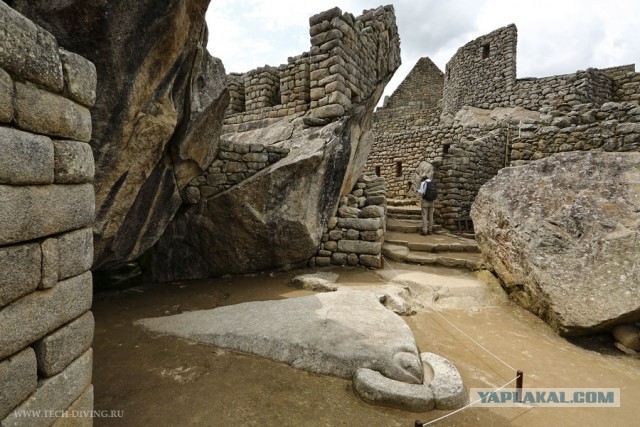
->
<box><xmin>471</xmin><ymin>152</ymin><xmax>640</xmax><ymax>336</ymax></box>
<box><xmin>9</xmin><ymin>0</ymin><xmax>229</xmax><ymax>269</ymax></box>
<box><xmin>149</xmin><ymin>5</ymin><xmax>400</xmax><ymax>281</ymax></box>
<box><xmin>149</xmin><ymin>111</ymin><xmax>371</xmax><ymax>280</ymax></box>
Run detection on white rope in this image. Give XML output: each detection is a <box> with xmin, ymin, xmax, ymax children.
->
<box><xmin>427</xmin><ymin>309</ymin><xmax>517</xmax><ymax>372</ymax></box>
<box><xmin>421</xmin><ymin>376</ymin><xmax>519</xmax><ymax>426</ymax></box>
<box><xmin>380</xmin><ymin>257</ymin><xmax>523</xmax><ymax>425</ymax></box>
<box><xmin>380</xmin><ymin>257</ymin><xmax>517</xmax><ymax>372</ymax></box>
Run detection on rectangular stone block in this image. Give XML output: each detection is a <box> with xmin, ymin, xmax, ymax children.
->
<box><xmin>2</xmin><ymin>349</ymin><xmax>92</xmax><ymax>427</ymax></box>
<box><xmin>40</xmin><ymin>238</ymin><xmax>59</xmax><ymax>289</ymax></box>
<box><xmin>0</xmin><ymin>243</ymin><xmax>41</xmax><ymax>307</ymax></box>
<box><xmin>53</xmin><ymin>140</ymin><xmax>95</xmax><ymax>184</ymax></box>
<box><xmin>337</xmin><ymin>240</ymin><xmax>382</xmax><ymax>255</ymax></box>
<box><xmin>315</xmin><ymin>256</ymin><xmax>331</xmax><ymax>267</ymax></box>
<box><xmin>34</xmin><ymin>312</ymin><xmax>94</xmax><ymax>377</ymax></box>
<box><xmin>0</xmin><ymin>184</ymin><xmax>95</xmax><ymax>246</ymax></box>
<box><xmin>360</xmin><ymin>229</ymin><xmax>384</xmax><ymax>242</ymax></box>
<box><xmin>14</xmin><ymin>83</ymin><xmax>91</xmax><ymax>142</ymax></box>
<box><xmin>0</xmin><ymin>3</ymin><xmax>64</xmax><ymax>92</ymax></box>
<box><xmin>0</xmin><ymin>127</ymin><xmax>54</xmax><ymax>185</ymax></box>
<box><xmin>57</xmin><ymin>228</ymin><xmax>94</xmax><ymax>281</ymax></box>
<box><xmin>52</xmin><ymin>385</ymin><xmax>93</xmax><ymax>427</ymax></box>
<box><xmin>0</xmin><ymin>68</ymin><xmax>13</xmax><ymax>123</ymax></box>
<box><xmin>0</xmin><ymin>272</ymin><xmax>93</xmax><ymax>360</ymax></box>
<box><xmin>59</xmin><ymin>49</ymin><xmax>97</xmax><ymax>108</ymax></box>
<box><xmin>336</xmin><ymin>217</ymin><xmax>382</xmax><ymax>231</ymax></box>
<box><xmin>0</xmin><ymin>348</ymin><xmax>37</xmax><ymax>419</ymax></box>
<box><xmin>359</xmin><ymin>254</ymin><xmax>382</xmax><ymax>268</ymax></box>
<box><xmin>241</xmin><ymin>152</ymin><xmax>268</xmax><ymax>163</ymax></box>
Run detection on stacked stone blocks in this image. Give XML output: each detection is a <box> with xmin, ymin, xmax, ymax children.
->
<box><xmin>369</xmin><ymin>24</ymin><xmax>640</xmax><ymax>232</ymax></box>
<box><xmin>0</xmin><ymin>2</ymin><xmax>96</xmax><ymax>424</ymax></box>
<box><xmin>443</xmin><ymin>25</ymin><xmax>517</xmax><ymax>115</ymax></box>
<box><xmin>185</xmin><ymin>140</ymin><xmax>289</xmax><ymax>202</ymax></box>
<box><xmin>313</xmin><ymin>173</ymin><xmax>387</xmax><ymax>268</ymax></box>
<box><xmin>384</xmin><ymin>57</ymin><xmax>443</xmax><ymax>110</ymax></box>
<box><xmin>224</xmin><ymin>6</ymin><xmax>399</xmax><ymax>131</ymax></box>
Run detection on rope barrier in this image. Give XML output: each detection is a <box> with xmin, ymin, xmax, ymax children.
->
<box><xmin>418</xmin><ymin>376</ymin><xmax>519</xmax><ymax>426</ymax></box>
<box><xmin>380</xmin><ymin>257</ymin><xmax>517</xmax><ymax>372</ymax></box>
<box><xmin>380</xmin><ymin>257</ymin><xmax>525</xmax><ymax>426</ymax></box>
<box><xmin>427</xmin><ymin>309</ymin><xmax>517</xmax><ymax>372</ymax></box>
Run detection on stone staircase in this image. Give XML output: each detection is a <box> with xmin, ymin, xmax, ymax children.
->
<box><xmin>383</xmin><ymin>199</ymin><xmax>483</xmax><ymax>270</ymax></box>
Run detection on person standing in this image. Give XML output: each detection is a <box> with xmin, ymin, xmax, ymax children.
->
<box><xmin>417</xmin><ymin>164</ymin><xmax>437</xmax><ymax>235</ymax></box>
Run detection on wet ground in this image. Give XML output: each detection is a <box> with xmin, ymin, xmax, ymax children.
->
<box><xmin>92</xmin><ymin>262</ymin><xmax>639</xmax><ymax>426</ymax></box>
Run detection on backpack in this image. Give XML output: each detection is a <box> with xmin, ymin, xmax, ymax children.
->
<box><xmin>422</xmin><ymin>179</ymin><xmax>438</xmax><ymax>201</ymax></box>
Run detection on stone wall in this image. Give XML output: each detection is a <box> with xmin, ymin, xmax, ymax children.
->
<box><xmin>224</xmin><ymin>5</ymin><xmax>400</xmax><ymax>133</ymax></box>
<box><xmin>438</xmin><ymin>127</ymin><xmax>506</xmax><ymax>228</ymax></box>
<box><xmin>184</xmin><ymin>140</ymin><xmax>289</xmax><ymax>202</ymax></box>
<box><xmin>443</xmin><ymin>25</ymin><xmax>517</xmax><ymax>115</ymax></box>
<box><xmin>368</xmin><ymin>106</ymin><xmax>442</xmax><ymax>197</ymax></box>
<box><xmin>384</xmin><ymin>57</ymin><xmax>443</xmax><ymax>109</ymax></box>
<box><xmin>312</xmin><ymin>173</ymin><xmax>386</xmax><ymax>268</ymax></box>
<box><xmin>0</xmin><ymin>2</ymin><xmax>95</xmax><ymax>424</ymax></box>
<box><xmin>369</xmin><ymin>23</ymin><xmax>640</xmax><ymax>233</ymax></box>
<box><xmin>509</xmin><ymin>101</ymin><xmax>640</xmax><ymax>166</ymax></box>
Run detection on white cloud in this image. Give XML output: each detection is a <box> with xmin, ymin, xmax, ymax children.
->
<box><xmin>205</xmin><ymin>0</ymin><xmax>640</xmax><ymax>102</ymax></box>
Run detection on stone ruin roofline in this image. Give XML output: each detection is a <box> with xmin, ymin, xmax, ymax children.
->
<box><xmin>223</xmin><ymin>5</ymin><xmax>399</xmax><ymax>131</ymax></box>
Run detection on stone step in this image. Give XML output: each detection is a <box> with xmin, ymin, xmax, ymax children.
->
<box><xmin>382</xmin><ymin>243</ymin><xmax>483</xmax><ymax>271</ymax></box>
<box><xmin>387</xmin><ymin>213</ymin><xmax>422</xmax><ymax>221</ymax></box>
<box><xmin>386</xmin><ymin>219</ymin><xmax>421</xmax><ymax>233</ymax></box>
<box><xmin>387</xmin><ymin>205</ymin><xmax>420</xmax><ymax>215</ymax></box>
<box><xmin>404</xmin><ymin>252</ymin><xmax>483</xmax><ymax>270</ymax></box>
<box><xmin>387</xmin><ymin>198</ymin><xmax>416</xmax><ymax>207</ymax></box>
<box><xmin>385</xmin><ymin>238</ymin><xmax>479</xmax><ymax>253</ymax></box>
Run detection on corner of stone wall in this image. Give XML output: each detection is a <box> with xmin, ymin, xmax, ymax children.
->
<box><xmin>224</xmin><ymin>5</ymin><xmax>400</xmax><ymax>131</ymax></box>
<box><xmin>311</xmin><ymin>172</ymin><xmax>386</xmax><ymax>268</ymax></box>
<box><xmin>1</xmin><ymin>3</ymin><xmax>96</xmax><ymax>424</ymax></box>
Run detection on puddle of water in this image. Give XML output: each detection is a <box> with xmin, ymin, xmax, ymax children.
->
<box><xmin>92</xmin><ymin>266</ymin><xmax>639</xmax><ymax>426</ymax></box>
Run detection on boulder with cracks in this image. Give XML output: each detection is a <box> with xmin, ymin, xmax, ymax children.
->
<box><xmin>9</xmin><ymin>0</ymin><xmax>230</xmax><ymax>269</ymax></box>
<box><xmin>472</xmin><ymin>152</ymin><xmax>640</xmax><ymax>335</ymax></box>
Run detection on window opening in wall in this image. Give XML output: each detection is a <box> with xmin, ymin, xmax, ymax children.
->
<box><xmin>274</xmin><ymin>81</ymin><xmax>281</xmax><ymax>106</ymax></box>
<box><xmin>375</xmin><ymin>166</ymin><xmax>381</xmax><ymax>177</ymax></box>
<box><xmin>482</xmin><ymin>43</ymin><xmax>490</xmax><ymax>58</ymax></box>
<box><xmin>395</xmin><ymin>161</ymin><xmax>402</xmax><ymax>177</ymax></box>
<box><xmin>443</xmin><ymin>144</ymin><xmax>450</xmax><ymax>156</ymax></box>
<box><xmin>446</xmin><ymin>68</ymin><xmax>451</xmax><ymax>79</ymax></box>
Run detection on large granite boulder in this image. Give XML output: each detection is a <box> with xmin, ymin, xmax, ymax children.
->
<box><xmin>149</xmin><ymin>108</ymin><xmax>373</xmax><ymax>280</ymax></box>
<box><xmin>9</xmin><ymin>0</ymin><xmax>229</xmax><ymax>269</ymax></box>
<box><xmin>471</xmin><ymin>152</ymin><xmax>640</xmax><ymax>336</ymax></box>
<box><xmin>136</xmin><ymin>290</ymin><xmax>424</xmax><ymax>384</ymax></box>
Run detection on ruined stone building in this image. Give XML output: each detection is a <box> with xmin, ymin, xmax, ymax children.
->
<box><xmin>368</xmin><ymin>24</ymin><xmax>640</xmax><ymax>231</ymax></box>
<box><xmin>152</xmin><ymin>6</ymin><xmax>401</xmax><ymax>278</ymax></box>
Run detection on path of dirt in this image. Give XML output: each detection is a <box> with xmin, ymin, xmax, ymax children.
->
<box><xmin>92</xmin><ymin>263</ymin><xmax>639</xmax><ymax>426</ymax></box>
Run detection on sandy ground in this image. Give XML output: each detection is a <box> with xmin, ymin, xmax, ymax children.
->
<box><xmin>92</xmin><ymin>263</ymin><xmax>639</xmax><ymax>426</ymax></box>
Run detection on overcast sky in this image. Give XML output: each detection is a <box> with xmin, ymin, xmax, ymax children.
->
<box><xmin>205</xmin><ymin>0</ymin><xmax>639</xmax><ymax>103</ymax></box>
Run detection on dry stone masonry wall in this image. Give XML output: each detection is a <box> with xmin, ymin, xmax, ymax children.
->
<box><xmin>369</xmin><ymin>23</ymin><xmax>640</xmax><ymax>232</ymax></box>
<box><xmin>312</xmin><ymin>173</ymin><xmax>387</xmax><ymax>269</ymax></box>
<box><xmin>383</xmin><ymin>58</ymin><xmax>443</xmax><ymax>109</ymax></box>
<box><xmin>0</xmin><ymin>2</ymin><xmax>95</xmax><ymax>423</ymax></box>
<box><xmin>185</xmin><ymin>140</ymin><xmax>289</xmax><ymax>202</ymax></box>
<box><xmin>224</xmin><ymin>6</ymin><xmax>400</xmax><ymax>133</ymax></box>
<box><xmin>443</xmin><ymin>25</ymin><xmax>517</xmax><ymax>115</ymax></box>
